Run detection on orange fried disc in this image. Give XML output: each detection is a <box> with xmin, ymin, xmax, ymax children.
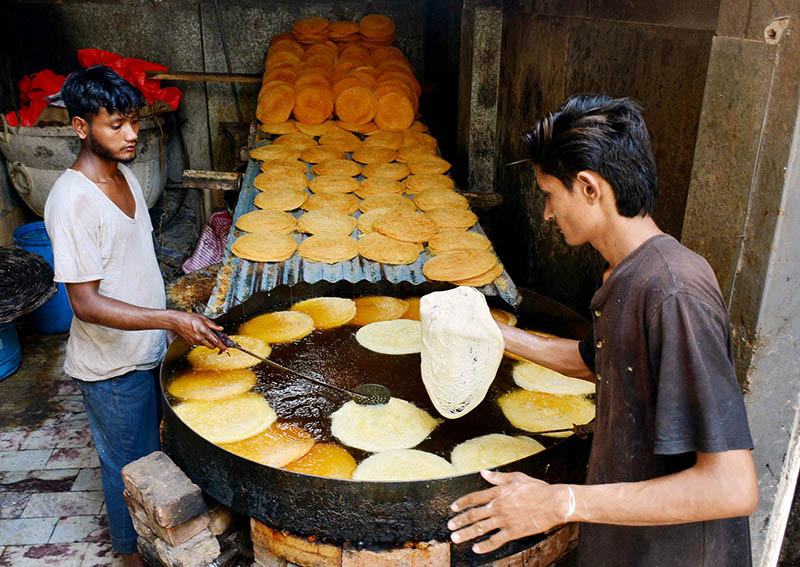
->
<box><xmin>396</xmin><ymin>144</ymin><xmax>437</xmax><ymax>163</ymax></box>
<box><xmin>249</xmin><ymin>144</ymin><xmax>300</xmax><ymax>162</ymax></box>
<box><xmin>329</xmin><ymin>21</ymin><xmax>359</xmax><ymax>37</ymax></box>
<box><xmin>413</xmin><ymin>189</ymin><xmax>469</xmax><ymax>211</ymax></box>
<box><xmin>253</xmin><ymin>169</ymin><xmax>308</xmax><ymax>191</ymax></box>
<box><xmin>374</xmin><ymin>92</ymin><xmax>415</xmax><ymax>132</ymax></box>
<box><xmin>335</xmin><ymin>120</ymin><xmax>378</xmax><ymax>134</ymax></box>
<box><xmin>351</xmin><ymin>146</ymin><xmax>398</xmax><ymax>164</ymax></box>
<box><xmin>361</xmin><ymin>130</ymin><xmax>404</xmax><ymax>149</ymax></box>
<box><xmin>256</xmin><ymin>85</ymin><xmax>295</xmax><ymax>125</ymax></box>
<box><xmin>236</xmin><ymin>209</ymin><xmax>296</xmax><ymax>234</ymax></box>
<box><xmin>265</xmin><ymin>50</ymin><xmax>301</xmax><ymax>70</ymax></box>
<box><xmin>273</xmin><ymin>132</ymin><xmax>318</xmax><ymax>151</ymax></box>
<box><xmin>374</xmin><ymin>209</ymin><xmax>438</xmax><ymax>243</ymax></box>
<box><xmin>297</xmin><ymin>210</ymin><xmax>357</xmax><ymax>235</ymax></box>
<box><xmin>350</xmin><ymin>296</ymin><xmax>410</xmax><ymax>326</ymax></box>
<box><xmin>333</xmin><ymin>76</ymin><xmax>367</xmax><ymax>99</ymax></box>
<box><xmin>302</xmin><ymin>192</ymin><xmax>360</xmax><ymax>214</ymax></box>
<box><xmin>295</xmin><ymin>72</ymin><xmax>331</xmax><ymax>91</ymax></box>
<box><xmin>334</xmin><ymin>86</ymin><xmax>378</xmax><ymax>125</ymax></box>
<box><xmin>295</xmin><ymin>120</ymin><xmax>343</xmax><ymax>137</ymax></box>
<box><xmin>356</xmin><ymin>177</ymin><xmax>405</xmax><ymax>198</ymax></box>
<box><xmin>428</xmin><ymin>229</ymin><xmax>491</xmax><ymax>255</ymax></box>
<box><xmin>269</xmin><ymin>38</ymin><xmax>304</xmax><ymax>58</ymax></box>
<box><xmin>253</xmin><ymin>189</ymin><xmax>307</xmax><ymax>212</ymax></box>
<box><xmin>293</xmin><ymin>86</ymin><xmax>334</xmax><ymax>125</ymax></box>
<box><xmin>358</xmin><ymin>232</ymin><xmax>422</xmax><ymax>265</ymax></box>
<box><xmin>359</xmin><ymin>193</ymin><xmax>416</xmax><ymax>213</ymax></box>
<box><xmin>422</xmin><ymin>249</ymin><xmax>497</xmax><ymax>282</ymax></box>
<box><xmin>238</xmin><ymin>310</ymin><xmax>315</xmax><ymax>343</ymax></box>
<box><xmin>293</xmin><ymin>17</ymin><xmax>330</xmax><ymax>36</ymax></box>
<box><xmin>291</xmin><ymin>297</ymin><xmax>356</xmax><ymax>329</ymax></box>
<box><xmin>231</xmin><ymin>233</ymin><xmax>298</xmax><ymax>263</ymax></box>
<box><xmin>283</xmin><ymin>443</ymin><xmax>357</xmax><ymax>479</ymax></box>
<box><xmin>312</xmin><ymin>159</ymin><xmax>362</xmax><ymax>177</ymax></box>
<box><xmin>451</xmin><ymin>261</ymin><xmax>504</xmax><ymax>287</ymax></box>
<box><xmin>370</xmin><ymin>45</ymin><xmax>405</xmax><ymax>65</ymax></box>
<box><xmin>259</xmin><ymin>120</ymin><xmax>299</xmax><ymax>135</ymax></box>
<box><xmin>220</xmin><ymin>422</ymin><xmax>315</xmax><ymax>468</ymax></box>
<box><xmin>359</xmin><ymin>14</ymin><xmax>395</xmax><ymax>38</ymax></box>
<box><xmin>299</xmin><ymin>145</ymin><xmax>345</xmax><ymax>163</ymax></box>
<box><xmin>407</xmin><ymin>155</ymin><xmax>452</xmax><ymax>175</ymax></box>
<box><xmin>425</xmin><ymin>207</ymin><xmax>478</xmax><ymax>230</ymax></box>
<box><xmin>356</xmin><ymin>207</ymin><xmax>392</xmax><ymax>233</ymax></box>
<box><xmin>309</xmin><ymin>175</ymin><xmax>360</xmax><ymax>194</ymax></box>
<box><xmin>410</xmin><ymin>120</ymin><xmax>429</xmax><ymax>132</ymax></box>
<box><xmin>260</xmin><ymin>159</ymin><xmax>307</xmax><ymax>174</ymax></box>
<box><xmin>403</xmin><ymin>174</ymin><xmax>455</xmax><ymax>194</ymax></box>
<box><xmin>401</xmin><ymin>297</ymin><xmax>421</xmax><ymax>320</ymax></box>
<box><xmin>362</xmin><ymin>162</ymin><xmax>409</xmax><ymax>180</ymax></box>
<box><xmin>319</xmin><ymin>131</ymin><xmax>362</xmax><ymax>152</ymax></box>
<box><xmin>298</xmin><ymin>233</ymin><xmax>359</xmax><ymax>263</ymax></box>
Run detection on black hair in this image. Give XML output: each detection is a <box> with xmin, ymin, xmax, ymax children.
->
<box><xmin>522</xmin><ymin>94</ymin><xmax>657</xmax><ymax>217</ymax></box>
<box><xmin>61</xmin><ymin>65</ymin><xmax>145</xmax><ymax>121</ymax></box>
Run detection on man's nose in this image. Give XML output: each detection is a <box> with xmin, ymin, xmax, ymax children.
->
<box><xmin>123</xmin><ymin>123</ymin><xmax>138</xmax><ymax>141</ymax></box>
<box><xmin>543</xmin><ymin>200</ymin><xmax>554</xmax><ymax>221</ymax></box>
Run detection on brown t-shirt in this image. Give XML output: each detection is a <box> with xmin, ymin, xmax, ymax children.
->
<box><xmin>576</xmin><ymin>234</ymin><xmax>753</xmax><ymax>567</ymax></box>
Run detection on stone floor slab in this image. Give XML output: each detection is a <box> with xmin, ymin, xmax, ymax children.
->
<box><xmin>80</xmin><ymin>541</ymin><xmax>123</xmax><ymax>567</ymax></box>
<box><xmin>0</xmin><ymin>469</ymin><xmax>79</xmax><ymax>493</ymax></box>
<box><xmin>0</xmin><ymin>542</ymin><xmax>88</xmax><ymax>567</ymax></box>
<box><xmin>72</xmin><ymin>469</ymin><xmax>102</xmax><ymax>492</ymax></box>
<box><xmin>22</xmin><ymin>428</ymin><xmax>93</xmax><ymax>451</ymax></box>
<box><xmin>0</xmin><ymin>517</ymin><xmax>58</xmax><ymax>545</ymax></box>
<box><xmin>22</xmin><ymin>491</ymin><xmax>104</xmax><ymax>518</ymax></box>
<box><xmin>50</xmin><ymin>515</ymin><xmax>109</xmax><ymax>544</ymax></box>
<box><xmin>0</xmin><ymin>431</ymin><xmax>30</xmax><ymax>451</ymax></box>
<box><xmin>45</xmin><ymin>448</ymin><xmax>99</xmax><ymax>470</ymax></box>
<box><xmin>0</xmin><ymin>451</ymin><xmax>52</xmax><ymax>472</ymax></box>
<box><xmin>0</xmin><ymin>492</ymin><xmax>31</xmax><ymax>519</ymax></box>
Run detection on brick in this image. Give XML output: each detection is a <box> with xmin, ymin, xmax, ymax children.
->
<box><xmin>341</xmin><ymin>540</ymin><xmax>450</xmax><ymax>567</ymax></box>
<box><xmin>138</xmin><ymin>536</ymin><xmax>165</xmax><ymax>567</ymax></box>
<box><xmin>251</xmin><ymin>519</ymin><xmax>341</xmax><ymax>567</ymax></box>
<box><xmin>122</xmin><ymin>451</ymin><xmax>207</xmax><ymax>528</ymax></box>
<box><xmin>253</xmin><ymin>542</ymin><xmax>289</xmax><ymax>567</ymax></box>
<box><xmin>153</xmin><ymin>528</ymin><xmax>220</xmax><ymax>567</ymax></box>
<box><xmin>491</xmin><ymin>526</ymin><xmax>569</xmax><ymax>567</ymax></box>
<box><xmin>124</xmin><ymin>491</ymin><xmax>211</xmax><ymax>547</ymax></box>
<box><xmin>208</xmin><ymin>503</ymin><xmax>234</xmax><ymax>536</ymax></box>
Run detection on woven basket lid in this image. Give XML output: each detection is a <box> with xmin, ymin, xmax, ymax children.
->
<box><xmin>0</xmin><ymin>246</ymin><xmax>57</xmax><ymax>323</ymax></box>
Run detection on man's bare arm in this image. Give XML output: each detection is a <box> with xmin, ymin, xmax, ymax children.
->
<box><xmin>497</xmin><ymin>322</ymin><xmax>594</xmax><ymax>380</ymax></box>
<box><xmin>66</xmin><ymin>280</ymin><xmax>226</xmax><ymax>351</ymax></box>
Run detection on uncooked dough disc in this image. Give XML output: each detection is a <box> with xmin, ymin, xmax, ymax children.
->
<box><xmin>355</xmin><ymin>320</ymin><xmax>422</xmax><ymax>355</ymax></box>
<box><xmin>186</xmin><ymin>335</ymin><xmax>271</xmax><ymax>370</ymax></box>
<box><xmin>512</xmin><ymin>361</ymin><xmax>596</xmax><ymax>396</ymax></box>
<box><xmin>173</xmin><ymin>392</ymin><xmax>277</xmax><ymax>444</ymax></box>
<box><xmin>450</xmin><ymin>433</ymin><xmax>545</xmax><ymax>474</ymax></box>
<box><xmin>498</xmin><ymin>389</ymin><xmax>595</xmax><ymax>438</ymax></box>
<box><xmin>167</xmin><ymin>369</ymin><xmax>257</xmax><ymax>401</ymax></box>
<box><xmin>353</xmin><ymin>449</ymin><xmax>456</xmax><ymax>481</ymax></box>
<box><xmin>330</xmin><ymin>398</ymin><xmax>440</xmax><ymax>452</ymax></box>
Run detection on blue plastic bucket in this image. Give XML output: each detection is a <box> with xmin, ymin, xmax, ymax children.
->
<box><xmin>13</xmin><ymin>221</ymin><xmax>73</xmax><ymax>334</ymax></box>
<box><xmin>0</xmin><ymin>323</ymin><xmax>21</xmax><ymax>380</ymax></box>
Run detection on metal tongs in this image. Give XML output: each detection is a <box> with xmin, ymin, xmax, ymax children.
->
<box><xmin>213</xmin><ymin>331</ymin><xmax>391</xmax><ymax>405</ymax></box>
<box><xmin>530</xmin><ymin>422</ymin><xmax>595</xmax><ymax>439</ymax></box>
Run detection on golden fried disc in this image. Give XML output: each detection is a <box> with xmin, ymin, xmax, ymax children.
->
<box><xmin>335</xmin><ymin>120</ymin><xmax>378</xmax><ymax>134</ymax></box>
<box><xmin>299</xmin><ymin>145</ymin><xmax>345</xmax><ymax>163</ymax></box>
<box><xmin>374</xmin><ymin>209</ymin><xmax>438</xmax><ymax>243</ymax></box>
<box><xmin>319</xmin><ymin>131</ymin><xmax>361</xmax><ymax>152</ymax></box>
<box><xmin>250</xmin><ymin>145</ymin><xmax>301</xmax><ymax>161</ymax></box>
<box><xmin>312</xmin><ymin>159</ymin><xmax>362</xmax><ymax>177</ymax></box>
<box><xmin>490</xmin><ymin>308</ymin><xmax>517</xmax><ymax>326</ymax></box>
<box><xmin>512</xmin><ymin>361</ymin><xmax>596</xmax><ymax>396</ymax></box>
<box><xmin>350</xmin><ymin>296</ymin><xmax>409</xmax><ymax>326</ymax></box>
<box><xmin>298</xmin><ymin>232</ymin><xmax>359</xmax><ymax>263</ymax></box>
<box><xmin>451</xmin><ymin>261</ymin><xmax>503</xmax><ymax>287</ymax></box>
<box><xmin>395</xmin><ymin>144</ymin><xmax>437</xmax><ymax>163</ymax></box>
<box><xmin>361</xmin><ymin>130</ymin><xmax>404</xmax><ymax>149</ymax></box>
<box><xmin>451</xmin><ymin>434</ymin><xmax>544</xmax><ymax>474</ymax></box>
<box><xmin>351</xmin><ymin>146</ymin><xmax>398</xmax><ymax>164</ymax></box>
<box><xmin>422</xmin><ymin>249</ymin><xmax>497</xmax><ymax>281</ymax></box>
<box><xmin>309</xmin><ymin>175</ymin><xmax>360</xmax><ymax>194</ymax></box>
<box><xmin>402</xmin><ymin>130</ymin><xmax>437</xmax><ymax>148</ymax></box>
<box><xmin>167</xmin><ymin>369</ymin><xmax>257</xmax><ymax>401</ymax></box>
<box><xmin>260</xmin><ymin>159</ymin><xmax>308</xmax><ymax>174</ymax></box>
<box><xmin>359</xmin><ymin>193</ymin><xmax>416</xmax><ymax>213</ymax></box>
<box><xmin>186</xmin><ymin>335</ymin><xmax>271</xmax><ymax>370</ymax></box>
<box><xmin>403</xmin><ymin>174</ymin><xmax>455</xmax><ymax>194</ymax></box>
<box><xmin>291</xmin><ymin>297</ymin><xmax>356</xmax><ymax>329</ymax></box>
<box><xmin>259</xmin><ymin>120</ymin><xmax>299</xmax><ymax>135</ymax></box>
<box><xmin>355</xmin><ymin>319</ymin><xmax>422</xmax><ymax>355</ymax></box>
<box><xmin>236</xmin><ymin>209</ymin><xmax>296</xmax><ymax>234</ymax></box>
<box><xmin>362</xmin><ymin>162</ymin><xmax>409</xmax><ymax>180</ymax></box>
<box><xmin>498</xmin><ymin>389</ymin><xmax>595</xmax><ymax>438</ymax></box>
<box><xmin>273</xmin><ymin>132</ymin><xmax>318</xmax><ymax>151</ymax></box>
<box><xmin>357</xmin><ymin>207</ymin><xmax>392</xmax><ymax>233</ymax></box>
<box><xmin>331</xmin><ymin>398</ymin><xmax>441</xmax><ymax>452</ymax></box>
<box><xmin>219</xmin><ymin>422</ymin><xmax>315</xmax><ymax>468</ymax></box>
<box><xmin>356</xmin><ymin>178</ymin><xmax>404</xmax><ymax>198</ymax></box>
<box><xmin>358</xmin><ymin>232</ymin><xmax>422</xmax><ymax>265</ymax></box>
<box><xmin>295</xmin><ymin>120</ymin><xmax>343</xmax><ymax>137</ymax></box>
<box><xmin>428</xmin><ymin>229</ymin><xmax>491</xmax><ymax>255</ymax></box>
<box><xmin>174</xmin><ymin>392</ymin><xmax>277</xmax><ymax>444</ymax></box>
<box><xmin>253</xmin><ymin>188</ymin><xmax>307</xmax><ymax>212</ymax></box>
<box><xmin>407</xmin><ymin>155</ymin><xmax>452</xmax><ymax>175</ymax></box>
<box><xmin>410</xmin><ymin>120</ymin><xmax>429</xmax><ymax>132</ymax></box>
<box><xmin>283</xmin><ymin>443</ymin><xmax>357</xmax><ymax>479</ymax></box>
<box><xmin>302</xmin><ymin>192</ymin><xmax>360</xmax><ymax>214</ymax></box>
<box><xmin>231</xmin><ymin>232</ymin><xmax>298</xmax><ymax>262</ymax></box>
<box><xmin>401</xmin><ymin>297</ymin><xmax>421</xmax><ymax>320</ymax></box>
<box><xmin>353</xmin><ymin>449</ymin><xmax>455</xmax><ymax>481</ymax></box>
<box><xmin>413</xmin><ymin>189</ymin><xmax>468</xmax><ymax>211</ymax></box>
<box><xmin>297</xmin><ymin>210</ymin><xmax>357</xmax><ymax>235</ymax></box>
<box><xmin>238</xmin><ymin>311</ymin><xmax>315</xmax><ymax>343</ymax></box>
<box><xmin>254</xmin><ymin>169</ymin><xmax>308</xmax><ymax>191</ymax></box>
<box><xmin>425</xmin><ymin>207</ymin><xmax>478</xmax><ymax>230</ymax></box>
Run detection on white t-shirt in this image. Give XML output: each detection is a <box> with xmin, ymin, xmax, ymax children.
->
<box><xmin>44</xmin><ymin>165</ymin><xmax>166</xmax><ymax>381</ymax></box>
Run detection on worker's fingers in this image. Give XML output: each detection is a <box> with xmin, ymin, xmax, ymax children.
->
<box><xmin>470</xmin><ymin>528</ymin><xmax>514</xmax><ymax>554</ymax></box>
<box><xmin>481</xmin><ymin>469</ymin><xmax>530</xmax><ymax>487</ymax></box>
<box><xmin>448</xmin><ymin>502</ymin><xmax>496</xmax><ymax>531</ymax></box>
<box><xmin>450</xmin><ymin>484</ymin><xmax>503</xmax><ymax>512</ymax></box>
<box><xmin>449</xmin><ymin>516</ymin><xmax>500</xmax><ymax>545</ymax></box>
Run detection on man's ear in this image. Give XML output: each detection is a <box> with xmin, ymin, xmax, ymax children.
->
<box><xmin>72</xmin><ymin>116</ymin><xmax>89</xmax><ymax>140</ymax></box>
<box><xmin>575</xmin><ymin>170</ymin><xmax>603</xmax><ymax>204</ymax></box>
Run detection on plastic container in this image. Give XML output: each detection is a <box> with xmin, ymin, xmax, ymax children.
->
<box><xmin>0</xmin><ymin>323</ymin><xmax>21</xmax><ymax>380</ymax></box>
<box><xmin>13</xmin><ymin>221</ymin><xmax>73</xmax><ymax>334</ymax></box>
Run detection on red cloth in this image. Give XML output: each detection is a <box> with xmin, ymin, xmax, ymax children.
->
<box><xmin>5</xmin><ymin>70</ymin><xmax>65</xmax><ymax>127</ymax></box>
<box><xmin>182</xmin><ymin>211</ymin><xmax>233</xmax><ymax>274</ymax></box>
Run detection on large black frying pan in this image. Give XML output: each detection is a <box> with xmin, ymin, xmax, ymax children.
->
<box><xmin>160</xmin><ymin>281</ymin><xmax>591</xmax><ymax>566</ymax></box>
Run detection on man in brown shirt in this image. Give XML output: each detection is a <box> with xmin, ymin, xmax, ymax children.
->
<box><xmin>448</xmin><ymin>95</ymin><xmax>757</xmax><ymax>566</ymax></box>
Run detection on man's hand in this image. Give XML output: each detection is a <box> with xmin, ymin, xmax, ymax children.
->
<box><xmin>168</xmin><ymin>311</ymin><xmax>226</xmax><ymax>351</ymax></box>
<box><xmin>448</xmin><ymin>470</ymin><xmax>569</xmax><ymax>554</ymax></box>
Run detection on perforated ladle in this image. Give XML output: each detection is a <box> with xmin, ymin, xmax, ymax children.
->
<box><xmin>213</xmin><ymin>331</ymin><xmax>391</xmax><ymax>405</ymax></box>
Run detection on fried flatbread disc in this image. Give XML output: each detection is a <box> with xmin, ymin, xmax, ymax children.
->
<box><xmin>259</xmin><ymin>121</ymin><xmax>299</xmax><ymax>135</ymax></box>
<box><xmin>395</xmin><ymin>144</ymin><xmax>437</xmax><ymax>163</ymax></box>
<box><xmin>302</xmin><ymin>192</ymin><xmax>360</xmax><ymax>214</ymax></box>
<box><xmin>253</xmin><ymin>188</ymin><xmax>307</xmax><ymax>212</ymax></box>
<box><xmin>331</xmin><ymin>398</ymin><xmax>441</xmax><ymax>452</ymax></box>
<box><xmin>512</xmin><ymin>361</ymin><xmax>596</xmax><ymax>396</ymax></box>
<box><xmin>293</xmin><ymin>86</ymin><xmax>334</xmax><ymax>125</ymax></box>
<box><xmin>309</xmin><ymin>175</ymin><xmax>360</xmax><ymax>194</ymax></box>
<box><xmin>410</xmin><ymin>120</ymin><xmax>429</xmax><ymax>132</ymax></box>
<box><xmin>498</xmin><ymin>389</ymin><xmax>595</xmax><ymax>438</ymax></box>
<box><xmin>355</xmin><ymin>319</ymin><xmax>422</xmax><ymax>355</ymax></box>
<box><xmin>173</xmin><ymin>392</ymin><xmax>277</xmax><ymax>444</ymax></box>
<box><xmin>424</xmin><ymin>207</ymin><xmax>478</xmax><ymax>230</ymax></box>
<box><xmin>335</xmin><ymin>120</ymin><xmax>378</xmax><ymax>134</ymax></box>
<box><xmin>187</xmin><ymin>335</ymin><xmax>271</xmax><ymax>370</ymax></box>
<box><xmin>167</xmin><ymin>369</ymin><xmax>257</xmax><ymax>401</ymax></box>
<box><xmin>283</xmin><ymin>443</ymin><xmax>357</xmax><ymax>479</ymax></box>
<box><xmin>490</xmin><ymin>308</ymin><xmax>517</xmax><ymax>326</ymax></box>
<box><xmin>254</xmin><ymin>169</ymin><xmax>308</xmax><ymax>191</ymax></box>
<box><xmin>403</xmin><ymin>174</ymin><xmax>455</xmax><ymax>194</ymax></box>
<box><xmin>353</xmin><ymin>449</ymin><xmax>455</xmax><ymax>481</ymax></box>
<box><xmin>350</xmin><ymin>296</ymin><xmax>409</xmax><ymax>326</ymax></box>
<box><xmin>219</xmin><ymin>422</ymin><xmax>315</xmax><ymax>467</ymax></box>
<box><xmin>450</xmin><ymin>434</ymin><xmax>545</xmax><ymax>474</ymax></box>
<box><xmin>295</xmin><ymin>120</ymin><xmax>343</xmax><ymax>137</ymax></box>
<box><xmin>374</xmin><ymin>92</ymin><xmax>415</xmax><ymax>132</ymax></box>
<box><xmin>250</xmin><ymin>145</ymin><xmax>300</xmax><ymax>161</ymax></box>
<box><xmin>400</xmin><ymin>297</ymin><xmax>421</xmax><ymax>321</ymax></box>
<box><xmin>238</xmin><ymin>311</ymin><xmax>315</xmax><ymax>343</ymax></box>
<box><xmin>312</xmin><ymin>159</ymin><xmax>362</xmax><ymax>177</ymax></box>
<box><xmin>298</xmin><ymin>232</ymin><xmax>359</xmax><ymax>263</ymax></box>
<box><xmin>273</xmin><ymin>132</ymin><xmax>318</xmax><ymax>151</ymax></box>
<box><xmin>299</xmin><ymin>146</ymin><xmax>345</xmax><ymax>163</ymax></box>
<box><xmin>231</xmin><ymin>233</ymin><xmax>298</xmax><ymax>262</ymax></box>
<box><xmin>335</xmin><ymin>86</ymin><xmax>378</xmax><ymax>125</ymax></box>
<box><xmin>414</xmin><ymin>189</ymin><xmax>469</xmax><ymax>211</ymax></box>
<box><xmin>356</xmin><ymin>208</ymin><xmax>392</xmax><ymax>233</ymax></box>
<box><xmin>428</xmin><ymin>230</ymin><xmax>491</xmax><ymax>255</ymax></box>
<box><xmin>374</xmin><ymin>210</ymin><xmax>438</xmax><ymax>243</ymax></box>
<box><xmin>319</xmin><ymin>131</ymin><xmax>362</xmax><ymax>152</ymax></box>
<box><xmin>359</xmin><ymin>194</ymin><xmax>416</xmax><ymax>213</ymax></box>
<box><xmin>362</xmin><ymin>162</ymin><xmax>409</xmax><ymax>180</ymax></box>
<box><xmin>407</xmin><ymin>155</ymin><xmax>452</xmax><ymax>175</ymax></box>
<box><xmin>291</xmin><ymin>297</ymin><xmax>356</xmax><ymax>329</ymax></box>
<box><xmin>451</xmin><ymin>261</ymin><xmax>503</xmax><ymax>287</ymax></box>
<box><xmin>358</xmin><ymin>232</ymin><xmax>422</xmax><ymax>264</ymax></box>
<box><xmin>361</xmin><ymin>130</ymin><xmax>404</xmax><ymax>150</ymax></box>
<box><xmin>351</xmin><ymin>146</ymin><xmax>398</xmax><ymax>164</ymax></box>
<box><xmin>422</xmin><ymin>249</ymin><xmax>497</xmax><ymax>281</ymax></box>
<box><xmin>236</xmin><ymin>210</ymin><xmax>296</xmax><ymax>234</ymax></box>
<box><xmin>260</xmin><ymin>159</ymin><xmax>308</xmax><ymax>174</ymax></box>
<box><xmin>297</xmin><ymin>210</ymin><xmax>357</xmax><ymax>235</ymax></box>
<box><xmin>256</xmin><ymin>85</ymin><xmax>296</xmax><ymax>125</ymax></box>
<box><xmin>357</xmin><ymin>178</ymin><xmax>405</xmax><ymax>199</ymax></box>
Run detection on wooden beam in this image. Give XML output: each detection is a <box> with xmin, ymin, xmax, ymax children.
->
<box><xmin>182</xmin><ymin>170</ymin><xmax>240</xmax><ymax>192</ymax></box>
<box><xmin>462</xmin><ymin>191</ymin><xmax>503</xmax><ymax>209</ymax></box>
<box><xmin>146</xmin><ymin>71</ymin><xmax>261</xmax><ymax>84</ymax></box>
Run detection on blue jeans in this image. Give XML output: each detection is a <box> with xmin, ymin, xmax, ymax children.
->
<box><xmin>75</xmin><ymin>368</ymin><xmax>161</xmax><ymax>553</ymax></box>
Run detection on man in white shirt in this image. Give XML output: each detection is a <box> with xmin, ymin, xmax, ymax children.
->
<box><xmin>44</xmin><ymin>66</ymin><xmax>226</xmax><ymax>567</ymax></box>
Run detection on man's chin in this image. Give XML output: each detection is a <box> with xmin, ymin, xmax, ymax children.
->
<box><xmin>117</xmin><ymin>153</ymin><xmax>137</xmax><ymax>164</ymax></box>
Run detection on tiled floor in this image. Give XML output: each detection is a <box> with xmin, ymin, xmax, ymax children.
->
<box><xmin>0</xmin><ymin>332</ymin><xmax>123</xmax><ymax>566</ymax></box>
